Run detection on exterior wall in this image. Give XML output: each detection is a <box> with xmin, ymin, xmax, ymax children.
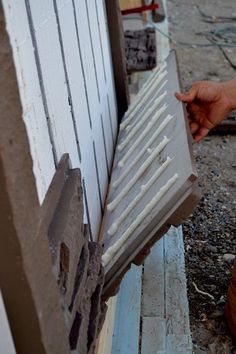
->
<box><xmin>2</xmin><ymin>0</ymin><xmax>118</xmax><ymax>240</ymax></box>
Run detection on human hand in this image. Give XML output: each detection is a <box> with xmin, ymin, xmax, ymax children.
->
<box><xmin>175</xmin><ymin>80</ymin><xmax>236</xmax><ymax>142</ymax></box>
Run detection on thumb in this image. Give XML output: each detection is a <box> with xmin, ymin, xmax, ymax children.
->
<box><xmin>175</xmin><ymin>87</ymin><xmax>197</xmax><ymax>103</ymax></box>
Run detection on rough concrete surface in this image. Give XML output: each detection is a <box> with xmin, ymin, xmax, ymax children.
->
<box><xmin>168</xmin><ymin>0</ymin><xmax>236</xmax><ymax>353</ymax></box>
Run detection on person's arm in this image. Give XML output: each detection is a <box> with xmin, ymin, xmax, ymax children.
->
<box><xmin>175</xmin><ymin>80</ymin><xmax>236</xmax><ymax>142</ymax></box>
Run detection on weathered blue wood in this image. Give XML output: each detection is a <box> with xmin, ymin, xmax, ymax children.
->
<box><xmin>111</xmin><ymin>264</ymin><xmax>142</xmax><ymax>354</ymax></box>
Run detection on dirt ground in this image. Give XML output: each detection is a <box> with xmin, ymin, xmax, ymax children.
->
<box><xmin>167</xmin><ymin>0</ymin><xmax>236</xmax><ymax>353</ymax></box>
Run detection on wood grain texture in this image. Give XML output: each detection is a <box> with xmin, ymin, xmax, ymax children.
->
<box><xmin>111</xmin><ymin>265</ymin><xmax>142</xmax><ymax>354</ymax></box>
<box><xmin>141</xmin><ymin>228</ymin><xmax>192</xmax><ymax>354</ymax></box>
<box><xmin>142</xmin><ymin>237</ymin><xmax>165</xmax><ymax>317</ymax></box>
<box><xmin>96</xmin><ymin>297</ymin><xmax>117</xmax><ymax>354</ymax></box>
<box><xmin>165</xmin><ymin>227</ymin><xmax>191</xmax><ymax>336</ymax></box>
<box><xmin>141</xmin><ymin>317</ymin><xmax>166</xmax><ymax>354</ymax></box>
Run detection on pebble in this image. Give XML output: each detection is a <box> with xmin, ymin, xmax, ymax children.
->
<box><xmin>207</xmin><ymin>245</ymin><xmax>218</xmax><ymax>253</ymax></box>
<box><xmin>223</xmin><ymin>254</ymin><xmax>235</xmax><ymax>263</ymax></box>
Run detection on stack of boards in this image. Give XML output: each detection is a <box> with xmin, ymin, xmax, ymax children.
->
<box><xmin>101</xmin><ymin>51</ymin><xmax>200</xmax><ymax>295</ymax></box>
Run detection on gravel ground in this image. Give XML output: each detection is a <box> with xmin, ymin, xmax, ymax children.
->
<box><xmin>167</xmin><ymin>0</ymin><xmax>236</xmax><ymax>352</ymax></box>
<box><xmin>184</xmin><ymin>136</ymin><xmax>236</xmax><ymax>353</ymax></box>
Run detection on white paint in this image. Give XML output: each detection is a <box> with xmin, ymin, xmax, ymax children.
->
<box><xmin>108</xmin><ymin>157</ymin><xmax>172</xmax><ymax>235</ymax></box>
<box><xmin>108</xmin><ymin>137</ymin><xmax>170</xmax><ymax>213</ymax></box>
<box><xmin>113</xmin><ymin>114</ymin><xmax>174</xmax><ymax>188</ymax></box>
<box><xmin>120</xmin><ymin>70</ymin><xmax>168</xmax><ymax>130</ymax></box>
<box><xmin>102</xmin><ymin>174</ymin><xmax>179</xmax><ymax>266</ymax></box>
<box><xmin>2</xmin><ymin>0</ymin><xmax>56</xmax><ymax>204</ymax></box>
<box><xmin>117</xmin><ymin>91</ymin><xmax>167</xmax><ymax>152</ymax></box>
<box><xmin>0</xmin><ymin>292</ymin><xmax>16</xmax><ymax>354</ymax></box>
<box><xmin>118</xmin><ymin>104</ymin><xmax>168</xmax><ymax>168</ymax></box>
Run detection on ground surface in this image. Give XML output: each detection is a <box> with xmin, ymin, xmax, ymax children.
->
<box><xmin>167</xmin><ymin>0</ymin><xmax>236</xmax><ymax>353</ymax></box>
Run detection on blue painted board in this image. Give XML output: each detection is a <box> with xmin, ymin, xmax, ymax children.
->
<box><xmin>111</xmin><ymin>264</ymin><xmax>142</xmax><ymax>354</ymax></box>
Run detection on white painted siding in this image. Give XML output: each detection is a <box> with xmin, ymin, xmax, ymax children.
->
<box><xmin>2</xmin><ymin>0</ymin><xmax>118</xmax><ymax>240</ymax></box>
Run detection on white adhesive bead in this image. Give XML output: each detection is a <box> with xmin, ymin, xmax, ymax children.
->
<box><xmin>117</xmin><ymin>91</ymin><xmax>167</xmax><ymax>152</ymax></box>
<box><xmin>108</xmin><ymin>137</ymin><xmax>170</xmax><ymax>212</ymax></box>
<box><xmin>113</xmin><ymin>114</ymin><xmax>174</xmax><ymax>188</ymax></box>
<box><xmin>120</xmin><ymin>70</ymin><xmax>168</xmax><ymax>130</ymax></box>
<box><xmin>118</xmin><ymin>103</ymin><xmax>168</xmax><ymax>168</ymax></box>
<box><xmin>102</xmin><ymin>173</ymin><xmax>179</xmax><ymax>267</ymax></box>
<box><xmin>123</xmin><ymin>61</ymin><xmax>167</xmax><ymax>119</ymax></box>
<box><xmin>108</xmin><ymin>157</ymin><xmax>172</xmax><ymax>236</ymax></box>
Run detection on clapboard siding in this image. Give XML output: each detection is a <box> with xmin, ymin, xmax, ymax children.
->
<box><xmin>2</xmin><ymin>0</ymin><xmax>118</xmax><ymax>240</ymax></box>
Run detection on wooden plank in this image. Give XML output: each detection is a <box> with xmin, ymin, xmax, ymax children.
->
<box><xmin>119</xmin><ymin>0</ymin><xmax>142</xmax><ymax>11</ymax></box>
<box><xmin>111</xmin><ymin>265</ymin><xmax>142</xmax><ymax>354</ymax></box>
<box><xmin>2</xmin><ymin>0</ymin><xmax>56</xmax><ymax>204</ymax></box>
<box><xmin>105</xmin><ymin>0</ymin><xmax>129</xmax><ymax>122</ymax></box>
<box><xmin>72</xmin><ymin>0</ymin><xmax>112</xmax><ymax>238</ymax></box>
<box><xmin>27</xmin><ymin>0</ymin><xmax>80</xmax><ymax>168</ymax></box>
<box><xmin>142</xmin><ymin>239</ymin><xmax>165</xmax><ymax>317</ymax></box>
<box><xmin>141</xmin><ymin>317</ymin><xmax>166</xmax><ymax>354</ymax></box>
<box><xmin>166</xmin><ymin>334</ymin><xmax>192</xmax><ymax>354</ymax></box>
<box><xmin>86</xmin><ymin>0</ymin><xmax>114</xmax><ymax>184</ymax></box>
<box><xmin>96</xmin><ymin>296</ymin><xmax>117</xmax><ymax>354</ymax></box>
<box><xmin>54</xmin><ymin>0</ymin><xmax>102</xmax><ymax>239</ymax></box>
<box><xmin>165</xmin><ymin>227</ymin><xmax>191</xmax><ymax>337</ymax></box>
<box><xmin>0</xmin><ymin>293</ymin><xmax>16</xmax><ymax>354</ymax></box>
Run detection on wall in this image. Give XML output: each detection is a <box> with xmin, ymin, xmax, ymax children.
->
<box><xmin>2</xmin><ymin>0</ymin><xmax>118</xmax><ymax>240</ymax></box>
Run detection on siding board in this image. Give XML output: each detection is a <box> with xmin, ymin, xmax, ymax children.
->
<box><xmin>2</xmin><ymin>0</ymin><xmax>56</xmax><ymax>203</ymax></box>
<box><xmin>27</xmin><ymin>0</ymin><xmax>80</xmax><ymax>167</ymax></box>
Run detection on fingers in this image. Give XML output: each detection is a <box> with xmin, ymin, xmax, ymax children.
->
<box><xmin>175</xmin><ymin>86</ymin><xmax>198</xmax><ymax>103</ymax></box>
<box><xmin>193</xmin><ymin>127</ymin><xmax>210</xmax><ymax>142</ymax></box>
<box><xmin>189</xmin><ymin>121</ymin><xmax>199</xmax><ymax>134</ymax></box>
